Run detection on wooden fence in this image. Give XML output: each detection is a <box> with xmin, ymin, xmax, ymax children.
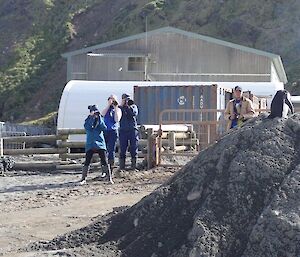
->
<box><xmin>0</xmin><ymin>125</ymin><xmax>198</xmax><ymax>170</ymax></box>
<box><xmin>2</xmin><ymin>108</ymin><xmax>279</xmax><ymax>170</ymax></box>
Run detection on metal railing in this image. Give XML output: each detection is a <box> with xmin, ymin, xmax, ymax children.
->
<box><xmin>157</xmin><ymin>108</ymin><xmax>269</xmax><ymax>166</ymax></box>
<box><xmin>2</xmin><ymin>131</ymin><xmax>26</xmax><ymax>150</ymax></box>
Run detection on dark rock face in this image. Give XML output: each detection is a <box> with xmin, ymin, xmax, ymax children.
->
<box><xmin>30</xmin><ymin>114</ymin><xmax>300</xmax><ymax>257</ymax></box>
<box><xmin>241</xmin><ymin>166</ymin><xmax>300</xmax><ymax>257</ymax></box>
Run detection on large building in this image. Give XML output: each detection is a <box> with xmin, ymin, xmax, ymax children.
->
<box><xmin>62</xmin><ymin>26</ymin><xmax>287</xmax><ymax>84</ymax></box>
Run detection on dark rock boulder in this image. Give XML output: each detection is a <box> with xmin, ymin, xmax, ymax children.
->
<box><xmin>30</xmin><ymin>114</ymin><xmax>300</xmax><ymax>257</ymax></box>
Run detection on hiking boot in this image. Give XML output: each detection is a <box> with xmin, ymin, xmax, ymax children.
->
<box><xmin>79</xmin><ymin>165</ymin><xmax>89</xmax><ymax>185</ymax></box>
<box><xmin>131</xmin><ymin>157</ymin><xmax>138</xmax><ymax>171</ymax></box>
<box><xmin>102</xmin><ymin>164</ymin><xmax>114</xmax><ymax>184</ymax></box>
<box><xmin>100</xmin><ymin>165</ymin><xmax>107</xmax><ymax>178</ymax></box>
<box><xmin>79</xmin><ymin>179</ymin><xmax>87</xmax><ymax>185</ymax></box>
<box><xmin>119</xmin><ymin>158</ymin><xmax>125</xmax><ymax>171</ymax></box>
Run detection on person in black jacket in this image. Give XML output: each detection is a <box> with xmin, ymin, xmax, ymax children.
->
<box><xmin>119</xmin><ymin>93</ymin><xmax>139</xmax><ymax>171</ymax></box>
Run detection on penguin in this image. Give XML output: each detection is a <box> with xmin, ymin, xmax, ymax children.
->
<box><xmin>268</xmin><ymin>90</ymin><xmax>294</xmax><ymax>118</ymax></box>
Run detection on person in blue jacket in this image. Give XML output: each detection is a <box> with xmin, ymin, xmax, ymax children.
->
<box><xmin>80</xmin><ymin>104</ymin><xmax>114</xmax><ymax>184</ymax></box>
<box><xmin>119</xmin><ymin>93</ymin><xmax>139</xmax><ymax>171</ymax></box>
<box><xmin>101</xmin><ymin>95</ymin><xmax>122</xmax><ymax>173</ymax></box>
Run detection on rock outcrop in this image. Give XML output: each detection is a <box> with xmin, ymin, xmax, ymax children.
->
<box><xmin>30</xmin><ymin>114</ymin><xmax>300</xmax><ymax>257</ymax></box>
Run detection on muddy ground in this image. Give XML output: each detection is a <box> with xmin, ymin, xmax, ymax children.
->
<box><xmin>0</xmin><ymin>155</ymin><xmax>186</xmax><ymax>257</ymax></box>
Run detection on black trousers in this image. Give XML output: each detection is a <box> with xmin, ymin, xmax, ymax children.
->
<box><xmin>84</xmin><ymin>149</ymin><xmax>107</xmax><ymax>166</ymax></box>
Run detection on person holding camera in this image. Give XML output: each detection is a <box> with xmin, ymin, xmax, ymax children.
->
<box><xmin>224</xmin><ymin>86</ymin><xmax>256</xmax><ymax>131</ymax></box>
<box><xmin>80</xmin><ymin>104</ymin><xmax>114</xmax><ymax>184</ymax></box>
<box><xmin>119</xmin><ymin>93</ymin><xmax>139</xmax><ymax>171</ymax></box>
<box><xmin>101</xmin><ymin>95</ymin><xmax>122</xmax><ymax>174</ymax></box>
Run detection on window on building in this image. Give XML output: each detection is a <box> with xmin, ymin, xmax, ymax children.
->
<box><xmin>128</xmin><ymin>57</ymin><xmax>145</xmax><ymax>71</ymax></box>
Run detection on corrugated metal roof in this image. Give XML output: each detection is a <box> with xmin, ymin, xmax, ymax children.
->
<box><xmin>61</xmin><ymin>26</ymin><xmax>287</xmax><ymax>83</ymax></box>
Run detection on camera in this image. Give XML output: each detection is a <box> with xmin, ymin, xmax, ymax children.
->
<box><xmin>125</xmin><ymin>98</ymin><xmax>134</xmax><ymax>106</ymax></box>
<box><xmin>108</xmin><ymin>97</ymin><xmax>118</xmax><ymax>106</ymax></box>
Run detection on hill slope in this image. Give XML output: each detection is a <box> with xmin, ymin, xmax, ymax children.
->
<box><xmin>0</xmin><ymin>0</ymin><xmax>299</xmax><ymax>121</ymax></box>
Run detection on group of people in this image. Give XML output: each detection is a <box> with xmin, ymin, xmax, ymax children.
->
<box><xmin>79</xmin><ymin>85</ymin><xmax>293</xmax><ymax>185</ymax></box>
<box><xmin>80</xmin><ymin>93</ymin><xmax>138</xmax><ymax>185</ymax></box>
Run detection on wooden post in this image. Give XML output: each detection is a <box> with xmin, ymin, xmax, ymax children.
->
<box><xmin>155</xmin><ymin>136</ymin><xmax>159</xmax><ymax>166</ymax></box>
<box><xmin>58</xmin><ymin>135</ymin><xmax>69</xmax><ymax>161</ymax></box>
<box><xmin>157</xmin><ymin>124</ymin><xmax>163</xmax><ymax>166</ymax></box>
<box><xmin>147</xmin><ymin>128</ymin><xmax>154</xmax><ymax>170</ymax></box>
<box><xmin>168</xmin><ymin>132</ymin><xmax>176</xmax><ymax>151</ymax></box>
<box><xmin>207</xmin><ymin>124</ymin><xmax>211</xmax><ymax>145</ymax></box>
<box><xmin>190</xmin><ymin>131</ymin><xmax>198</xmax><ymax>151</ymax></box>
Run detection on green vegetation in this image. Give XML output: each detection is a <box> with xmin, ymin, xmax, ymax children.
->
<box><xmin>0</xmin><ymin>0</ymin><xmax>299</xmax><ymax>123</ymax></box>
<box><xmin>21</xmin><ymin>111</ymin><xmax>57</xmax><ymax>128</ymax></box>
<box><xmin>0</xmin><ymin>0</ymin><xmax>102</xmax><ymax>121</ymax></box>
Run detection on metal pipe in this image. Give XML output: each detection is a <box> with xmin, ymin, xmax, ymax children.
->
<box><xmin>0</xmin><ymin>138</ymin><xmax>3</xmax><ymax>157</ymax></box>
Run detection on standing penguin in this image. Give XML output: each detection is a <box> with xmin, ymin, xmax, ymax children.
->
<box><xmin>268</xmin><ymin>90</ymin><xmax>294</xmax><ymax>118</ymax></box>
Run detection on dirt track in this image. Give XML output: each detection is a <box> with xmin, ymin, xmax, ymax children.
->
<box><xmin>0</xmin><ymin>165</ymin><xmax>177</xmax><ymax>257</ymax></box>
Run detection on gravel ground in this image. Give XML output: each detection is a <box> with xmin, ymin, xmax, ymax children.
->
<box><xmin>22</xmin><ymin>115</ymin><xmax>300</xmax><ymax>257</ymax></box>
<box><xmin>0</xmin><ymin>155</ymin><xmax>184</xmax><ymax>257</ymax></box>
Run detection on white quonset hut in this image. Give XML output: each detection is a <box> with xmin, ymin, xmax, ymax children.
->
<box><xmin>57</xmin><ymin>80</ymin><xmax>283</xmax><ymax>141</ymax></box>
<box><xmin>62</xmin><ymin>26</ymin><xmax>287</xmax><ymax>84</ymax></box>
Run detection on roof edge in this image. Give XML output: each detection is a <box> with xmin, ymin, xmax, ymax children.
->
<box><xmin>272</xmin><ymin>56</ymin><xmax>288</xmax><ymax>84</ymax></box>
<box><xmin>61</xmin><ymin>26</ymin><xmax>279</xmax><ymax>59</ymax></box>
<box><xmin>61</xmin><ymin>27</ymin><xmax>174</xmax><ymax>58</ymax></box>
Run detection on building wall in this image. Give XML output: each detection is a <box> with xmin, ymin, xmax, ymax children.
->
<box><xmin>270</xmin><ymin>62</ymin><xmax>280</xmax><ymax>82</ymax></box>
<box><xmin>70</xmin><ymin>54</ymin><xmax>87</xmax><ymax>80</ymax></box>
<box><xmin>86</xmin><ymin>55</ymin><xmax>144</xmax><ymax>81</ymax></box>
<box><xmin>67</xmin><ymin>32</ymin><xmax>272</xmax><ymax>82</ymax></box>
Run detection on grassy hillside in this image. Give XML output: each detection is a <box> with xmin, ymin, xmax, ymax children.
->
<box><xmin>0</xmin><ymin>0</ymin><xmax>299</xmax><ymax>122</ymax></box>
<box><xmin>0</xmin><ymin>0</ymin><xmax>101</xmax><ymax>121</ymax></box>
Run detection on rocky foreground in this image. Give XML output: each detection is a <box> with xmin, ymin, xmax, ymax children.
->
<box><xmin>29</xmin><ymin>113</ymin><xmax>300</xmax><ymax>257</ymax></box>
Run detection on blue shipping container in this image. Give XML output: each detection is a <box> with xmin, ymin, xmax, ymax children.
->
<box><xmin>134</xmin><ymin>84</ymin><xmax>231</xmax><ymax>125</ymax></box>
